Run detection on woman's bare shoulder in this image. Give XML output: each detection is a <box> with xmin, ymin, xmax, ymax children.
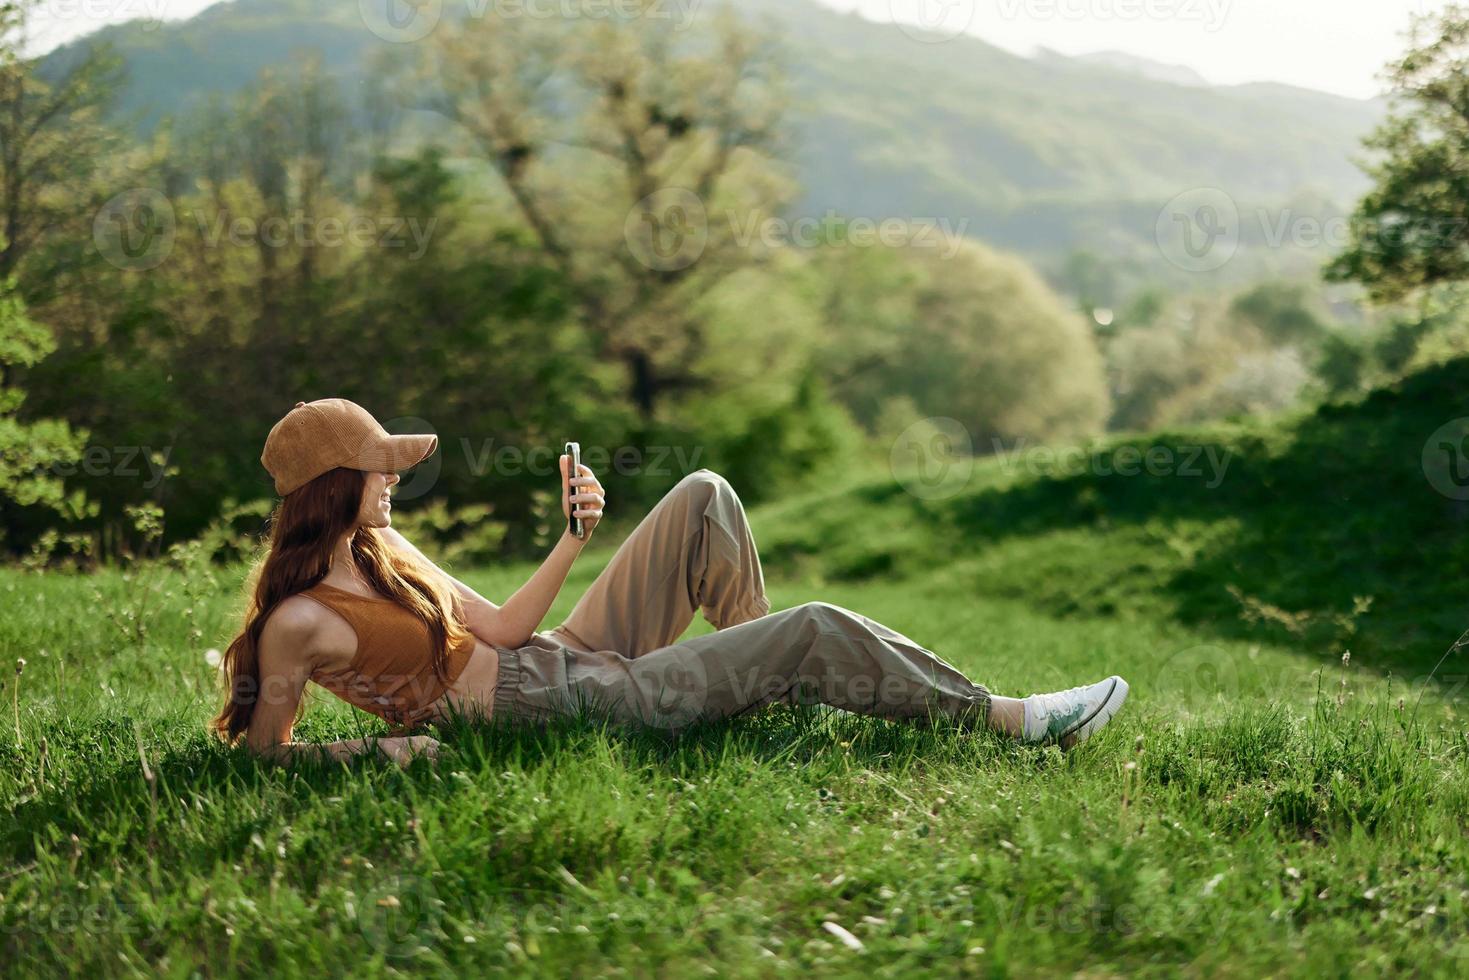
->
<box><xmin>259</xmin><ymin>592</ymin><xmax>359</xmax><ymax>670</ymax></box>
<box><xmin>256</xmin><ymin>594</ymin><xmax>333</xmax><ymax>660</ymax></box>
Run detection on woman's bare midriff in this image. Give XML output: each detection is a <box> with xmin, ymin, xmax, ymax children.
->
<box><xmin>428</xmin><ymin>639</ymin><xmax>501</xmax><ymax>723</ymax></box>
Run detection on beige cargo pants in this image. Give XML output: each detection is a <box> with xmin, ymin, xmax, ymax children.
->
<box><xmin>490</xmin><ymin>469</ymin><xmax>992</xmax><ymax>731</ymax></box>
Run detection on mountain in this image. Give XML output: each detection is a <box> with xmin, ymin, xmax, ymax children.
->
<box><xmin>1040</xmin><ymin>49</ymin><xmax>1211</xmax><ymax>88</ymax></box>
<box><xmin>46</xmin><ymin>0</ymin><xmax>1387</xmax><ymax>289</ymax></box>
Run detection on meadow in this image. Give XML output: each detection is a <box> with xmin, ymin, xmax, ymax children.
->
<box><xmin>6</xmin><ymin>392</ymin><xmax>1469</xmax><ymax>975</ymax></box>
<box><xmin>9</xmin><ymin>1</ymin><xmax>1469</xmax><ymax>974</ymax></box>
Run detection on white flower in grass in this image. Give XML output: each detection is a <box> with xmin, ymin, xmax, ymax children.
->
<box><xmin>205</xmin><ymin>648</ymin><xmax>222</xmax><ymax>668</ymax></box>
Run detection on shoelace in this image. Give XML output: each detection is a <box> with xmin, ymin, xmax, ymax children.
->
<box><xmin>1026</xmin><ymin>681</ymin><xmax>1096</xmax><ymax>714</ymax></box>
<box><xmin>1026</xmin><ymin>682</ymin><xmax>1101</xmax><ymax>738</ymax></box>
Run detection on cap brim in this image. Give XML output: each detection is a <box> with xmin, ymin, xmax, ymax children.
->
<box><xmin>345</xmin><ymin>433</ymin><xmax>438</xmax><ymax>474</ymax></box>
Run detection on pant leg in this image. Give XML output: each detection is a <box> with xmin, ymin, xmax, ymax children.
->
<box><xmin>550</xmin><ymin>468</ymin><xmax>771</xmax><ymax>658</ymax></box>
<box><xmin>510</xmin><ymin>600</ymin><xmax>991</xmax><ymax>731</ymax></box>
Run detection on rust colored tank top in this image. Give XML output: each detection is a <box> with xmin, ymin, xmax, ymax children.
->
<box><xmin>299</xmin><ymin>581</ymin><xmax>476</xmax><ymax>729</ymax></box>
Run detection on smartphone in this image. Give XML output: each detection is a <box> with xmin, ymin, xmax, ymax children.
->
<box><xmin>565</xmin><ymin>441</ymin><xmax>584</xmax><ymax>539</ymax></box>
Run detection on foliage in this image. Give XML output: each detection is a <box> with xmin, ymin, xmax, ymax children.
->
<box><xmin>1326</xmin><ymin>5</ymin><xmax>1469</xmax><ymax>301</ymax></box>
<box><xmin>760</xmin><ymin>354</ymin><xmax>1469</xmax><ymax>677</ymax></box>
<box><xmin>389</xmin><ymin>500</ymin><xmax>510</xmax><ymax>570</ymax></box>
<box><xmin>45</xmin><ymin>0</ymin><xmax>1382</xmax><ymax>296</ymax></box>
<box><xmin>0</xmin><ymin>0</ymin><xmax>125</xmax><ymax>293</ymax></box>
<box><xmin>413</xmin><ymin>0</ymin><xmax>791</xmax><ymax>418</ymax></box>
<box><xmin>0</xmin><ymin>275</ymin><xmax>92</xmax><ymax>554</ymax></box>
<box><xmin>4</xmin><ymin>508</ymin><xmax>1469</xmax><ymax>973</ymax></box>
<box><xmin>814</xmin><ymin>237</ymin><xmax>1111</xmax><ymax>448</ymax></box>
<box><xmin>5</xmin><ymin>16</ymin><xmax>859</xmax><ymax>560</ymax></box>
<box><xmin>1103</xmin><ymin>284</ymin><xmax>1327</xmax><ymax>432</ymax></box>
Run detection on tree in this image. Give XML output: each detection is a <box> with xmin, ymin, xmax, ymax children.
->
<box><xmin>1326</xmin><ymin>5</ymin><xmax>1469</xmax><ymax>302</ymax></box>
<box><xmin>1229</xmin><ymin>281</ymin><xmax>1329</xmax><ymax>347</ymax></box>
<box><xmin>0</xmin><ymin>0</ymin><xmax>124</xmax><ymax>292</ymax></box>
<box><xmin>1104</xmin><ymin>290</ymin><xmax>1315</xmax><ymax>431</ymax></box>
<box><xmin>814</xmin><ymin>237</ymin><xmax>1111</xmax><ymax>449</ymax></box>
<box><xmin>414</xmin><ymin>2</ymin><xmax>790</xmax><ymax>420</ymax></box>
<box><xmin>0</xmin><ymin>272</ymin><xmax>91</xmax><ymax>550</ymax></box>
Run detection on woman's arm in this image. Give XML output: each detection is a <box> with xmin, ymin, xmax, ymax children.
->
<box><xmin>382</xmin><ymin>454</ymin><xmax>606</xmax><ymax>649</ymax></box>
<box><xmin>245</xmin><ymin>599</ymin><xmax>439</xmax><ymax>767</ymax></box>
<box><xmin>380</xmin><ymin>523</ymin><xmax>586</xmax><ymax>649</ymax></box>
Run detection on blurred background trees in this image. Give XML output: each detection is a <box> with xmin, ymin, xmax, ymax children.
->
<box><xmin>3</xmin><ymin>0</ymin><xmax>1469</xmax><ymax>565</ymax></box>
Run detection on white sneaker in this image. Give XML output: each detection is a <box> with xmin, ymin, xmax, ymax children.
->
<box><xmin>1022</xmin><ymin>675</ymin><xmax>1129</xmax><ymax>749</ymax></box>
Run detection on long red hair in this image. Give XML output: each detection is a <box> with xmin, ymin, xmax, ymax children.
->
<box><xmin>211</xmin><ymin>467</ymin><xmax>472</xmax><ymax>745</ymax></box>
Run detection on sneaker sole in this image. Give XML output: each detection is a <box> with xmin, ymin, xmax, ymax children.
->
<box><xmin>1057</xmin><ymin>676</ymin><xmax>1129</xmax><ymax>750</ymax></box>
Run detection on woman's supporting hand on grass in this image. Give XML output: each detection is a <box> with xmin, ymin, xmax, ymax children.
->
<box><xmin>255</xmin><ymin>735</ymin><xmax>441</xmax><ymax>768</ymax></box>
<box><xmin>373</xmin><ymin>735</ymin><xmax>441</xmax><ymax>767</ymax></box>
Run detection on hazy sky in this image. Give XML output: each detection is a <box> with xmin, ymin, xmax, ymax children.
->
<box><xmin>24</xmin><ymin>0</ymin><xmax>1446</xmax><ymax>100</ymax></box>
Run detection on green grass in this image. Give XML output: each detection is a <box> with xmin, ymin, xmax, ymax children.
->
<box><xmin>764</xmin><ymin>355</ymin><xmax>1469</xmax><ymax>679</ymax></box>
<box><xmin>10</xmin><ymin>359</ymin><xmax>1469</xmax><ymax>975</ymax></box>
<box><xmin>4</xmin><ymin>546</ymin><xmax>1469</xmax><ymax>975</ymax></box>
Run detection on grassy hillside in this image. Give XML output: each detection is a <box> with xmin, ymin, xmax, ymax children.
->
<box><xmin>758</xmin><ymin>355</ymin><xmax>1469</xmax><ymax>680</ymax></box>
<box><xmin>47</xmin><ymin>0</ymin><xmax>1383</xmax><ymax>281</ymax></box>
<box><xmin>0</xmin><ymin>487</ymin><xmax>1463</xmax><ymax>969</ymax></box>
<box><xmin>6</xmin><ymin>359</ymin><xmax>1469</xmax><ymax>973</ymax></box>
<box><xmin>4</xmin><ymin>541</ymin><xmax>1469</xmax><ymax>974</ymax></box>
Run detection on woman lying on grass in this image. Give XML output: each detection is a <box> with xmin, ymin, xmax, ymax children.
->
<box><xmin>212</xmin><ymin>398</ymin><xmax>1129</xmax><ymax>766</ymax></box>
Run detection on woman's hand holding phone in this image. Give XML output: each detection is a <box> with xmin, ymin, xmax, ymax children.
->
<box><xmin>561</xmin><ymin>448</ymin><xmax>606</xmax><ymax>540</ymax></box>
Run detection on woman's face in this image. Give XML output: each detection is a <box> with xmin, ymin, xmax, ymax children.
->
<box><xmin>356</xmin><ymin>471</ymin><xmax>399</xmax><ymax>529</ymax></box>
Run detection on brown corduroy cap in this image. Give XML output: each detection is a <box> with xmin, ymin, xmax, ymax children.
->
<box><xmin>261</xmin><ymin>398</ymin><xmax>438</xmax><ymax>496</ymax></box>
